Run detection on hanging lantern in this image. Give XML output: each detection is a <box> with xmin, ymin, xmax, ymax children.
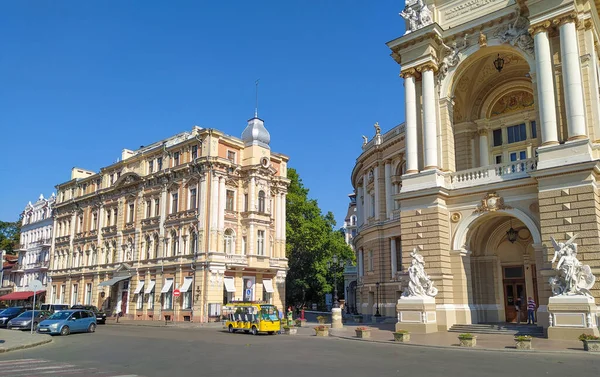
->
<box><xmin>506</xmin><ymin>219</ymin><xmax>518</xmax><ymax>243</ymax></box>
<box><xmin>493</xmin><ymin>54</ymin><xmax>505</xmax><ymax>73</ymax></box>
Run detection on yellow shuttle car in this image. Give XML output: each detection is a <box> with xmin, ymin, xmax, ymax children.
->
<box><xmin>224</xmin><ymin>301</ymin><xmax>280</xmax><ymax>335</ymax></box>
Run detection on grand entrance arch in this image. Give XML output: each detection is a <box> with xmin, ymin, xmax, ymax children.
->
<box><xmin>455</xmin><ymin>209</ymin><xmax>541</xmax><ymax>324</ymax></box>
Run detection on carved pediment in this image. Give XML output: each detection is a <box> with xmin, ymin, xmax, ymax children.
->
<box><xmin>114</xmin><ymin>172</ymin><xmax>143</xmax><ymax>187</ymax></box>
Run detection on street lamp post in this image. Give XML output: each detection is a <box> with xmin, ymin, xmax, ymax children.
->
<box><xmin>329</xmin><ymin>255</ymin><xmax>344</xmax><ymax>309</ymax></box>
<box><xmin>375</xmin><ymin>282</ymin><xmax>381</xmax><ymax>317</ymax></box>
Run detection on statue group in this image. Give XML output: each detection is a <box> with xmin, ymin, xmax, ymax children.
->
<box><xmin>403</xmin><ymin>248</ymin><xmax>438</xmax><ymax>298</ymax></box>
<box><xmin>549</xmin><ymin>235</ymin><xmax>596</xmax><ymax>297</ymax></box>
<box><xmin>399</xmin><ymin>0</ymin><xmax>432</xmax><ymax>34</ymax></box>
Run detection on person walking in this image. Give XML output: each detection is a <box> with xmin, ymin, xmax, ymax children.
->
<box><xmin>527</xmin><ymin>296</ymin><xmax>536</xmax><ymax>325</ymax></box>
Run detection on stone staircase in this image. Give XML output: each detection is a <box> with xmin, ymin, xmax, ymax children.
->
<box><xmin>448</xmin><ymin>323</ymin><xmax>544</xmax><ymax>337</ymax></box>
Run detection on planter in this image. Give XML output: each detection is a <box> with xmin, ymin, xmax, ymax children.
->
<box><xmin>583</xmin><ymin>339</ymin><xmax>600</xmax><ymax>352</ymax></box>
<box><xmin>458</xmin><ymin>337</ymin><xmax>477</xmax><ymax>347</ymax></box>
<box><xmin>284</xmin><ymin>327</ymin><xmax>297</xmax><ymax>335</ymax></box>
<box><xmin>295</xmin><ymin>319</ymin><xmax>307</xmax><ymax>328</ymax></box>
<box><xmin>515</xmin><ymin>339</ymin><xmax>532</xmax><ymax>350</ymax></box>
<box><xmin>317</xmin><ymin>318</ymin><xmax>326</xmax><ymax>325</ymax></box>
<box><xmin>355</xmin><ymin>330</ymin><xmax>371</xmax><ymax>339</ymax></box>
<box><xmin>353</xmin><ymin>315</ymin><xmax>363</xmax><ymax>323</ymax></box>
<box><xmin>314</xmin><ymin>327</ymin><xmax>329</xmax><ymax>337</ymax></box>
<box><xmin>393</xmin><ymin>332</ymin><xmax>411</xmax><ymax>343</ymax></box>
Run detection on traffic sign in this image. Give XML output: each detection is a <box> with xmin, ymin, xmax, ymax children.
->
<box><xmin>173</xmin><ymin>289</ymin><xmax>181</xmax><ymax>297</ymax></box>
<box><xmin>28</xmin><ymin>279</ymin><xmax>43</xmax><ymax>292</ymax></box>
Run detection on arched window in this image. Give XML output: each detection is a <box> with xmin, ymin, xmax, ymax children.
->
<box><xmin>154</xmin><ymin>234</ymin><xmax>160</xmax><ymax>258</ymax></box>
<box><xmin>351</xmin><ymin>215</ymin><xmax>357</xmax><ymax>226</ymax></box>
<box><xmin>145</xmin><ymin>236</ymin><xmax>151</xmax><ymax>260</ymax></box>
<box><xmin>111</xmin><ymin>242</ymin><xmax>117</xmax><ymax>264</ymax></box>
<box><xmin>190</xmin><ymin>232</ymin><xmax>198</xmax><ymax>255</ymax></box>
<box><xmin>224</xmin><ymin>229</ymin><xmax>235</xmax><ymax>254</ymax></box>
<box><xmin>258</xmin><ymin>191</ymin><xmax>266</xmax><ymax>213</ymax></box>
<box><xmin>171</xmin><ymin>231</ymin><xmax>178</xmax><ymax>256</ymax></box>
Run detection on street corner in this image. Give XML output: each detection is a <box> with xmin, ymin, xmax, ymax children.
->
<box><xmin>0</xmin><ymin>330</ymin><xmax>52</xmax><ymax>353</ymax></box>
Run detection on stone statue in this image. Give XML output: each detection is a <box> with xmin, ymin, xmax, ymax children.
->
<box><xmin>400</xmin><ymin>0</ymin><xmax>433</xmax><ymax>35</ymax></box>
<box><xmin>402</xmin><ymin>248</ymin><xmax>438</xmax><ymax>298</ymax></box>
<box><xmin>416</xmin><ymin>0</ymin><xmax>432</xmax><ymax>28</ymax></box>
<box><xmin>438</xmin><ymin>34</ymin><xmax>469</xmax><ymax>79</ymax></box>
<box><xmin>362</xmin><ymin>135</ymin><xmax>368</xmax><ymax>146</ymax></box>
<box><xmin>399</xmin><ymin>5</ymin><xmax>419</xmax><ymax>34</ymax></box>
<box><xmin>494</xmin><ymin>9</ymin><xmax>534</xmax><ymax>55</ymax></box>
<box><xmin>374</xmin><ymin>122</ymin><xmax>381</xmax><ymax>136</ymax></box>
<box><xmin>549</xmin><ymin>235</ymin><xmax>596</xmax><ymax>297</ymax></box>
<box><xmin>479</xmin><ymin>32</ymin><xmax>487</xmax><ymax>48</ymax></box>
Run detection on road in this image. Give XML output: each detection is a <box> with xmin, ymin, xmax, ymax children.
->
<box><xmin>0</xmin><ymin>325</ymin><xmax>598</xmax><ymax>377</ymax></box>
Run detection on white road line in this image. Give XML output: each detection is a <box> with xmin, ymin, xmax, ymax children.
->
<box><xmin>0</xmin><ymin>359</ymin><xmax>40</xmax><ymax>364</ymax></box>
<box><xmin>109</xmin><ymin>375</ymin><xmax>139</xmax><ymax>377</ymax></box>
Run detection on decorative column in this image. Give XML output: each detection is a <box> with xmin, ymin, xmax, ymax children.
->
<box><xmin>478</xmin><ymin>129</ymin><xmax>489</xmax><ymax>166</ymax></box>
<box><xmin>529</xmin><ymin>22</ymin><xmax>559</xmax><ymax>145</ymax></box>
<box><xmin>356</xmin><ymin>187</ymin><xmax>364</xmax><ymax>227</ymax></box>
<box><xmin>556</xmin><ymin>14</ymin><xmax>587</xmax><ymax>140</ymax></box>
<box><xmin>402</xmin><ymin>68</ymin><xmax>418</xmax><ymax>173</ymax></box>
<box><xmin>390</xmin><ymin>238</ymin><xmax>397</xmax><ymax>279</ymax></box>
<box><xmin>420</xmin><ymin>63</ymin><xmax>439</xmax><ymax>170</ymax></box>
<box><xmin>358</xmin><ymin>249</ymin><xmax>364</xmax><ymax>278</ymax></box>
<box><xmin>218</xmin><ymin>176</ymin><xmax>225</xmax><ymax>231</ymax></box>
<box><xmin>249</xmin><ymin>177</ymin><xmax>256</xmax><ymax>212</ymax></box>
<box><xmin>198</xmin><ymin>176</ymin><xmax>207</xmax><ymax>229</ymax></box>
<box><xmin>362</xmin><ymin>173</ymin><xmax>368</xmax><ymax>223</ymax></box>
<box><xmin>384</xmin><ymin>161</ymin><xmax>392</xmax><ymax>219</ymax></box>
<box><xmin>373</xmin><ymin>165</ymin><xmax>380</xmax><ymax>220</ymax></box>
<box><xmin>281</xmin><ymin>192</ymin><xmax>286</xmax><ymax>244</ymax></box>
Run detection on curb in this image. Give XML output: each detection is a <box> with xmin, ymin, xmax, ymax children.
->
<box><xmin>106</xmin><ymin>322</ymin><xmax>223</xmax><ymax>329</ymax></box>
<box><xmin>328</xmin><ymin>332</ymin><xmax>593</xmax><ymax>355</ymax></box>
<box><xmin>0</xmin><ymin>337</ymin><xmax>53</xmax><ymax>353</ymax></box>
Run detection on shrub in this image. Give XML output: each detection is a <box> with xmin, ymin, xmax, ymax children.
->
<box><xmin>316</xmin><ymin>315</ymin><xmax>326</xmax><ymax>320</ymax></box>
<box><xmin>515</xmin><ymin>335</ymin><xmax>532</xmax><ymax>341</ymax></box>
<box><xmin>355</xmin><ymin>326</ymin><xmax>370</xmax><ymax>331</ymax></box>
<box><xmin>458</xmin><ymin>333</ymin><xmax>475</xmax><ymax>340</ymax></box>
<box><xmin>394</xmin><ymin>330</ymin><xmax>410</xmax><ymax>334</ymax></box>
<box><xmin>282</xmin><ymin>325</ymin><xmax>290</xmax><ymax>330</ymax></box>
<box><xmin>579</xmin><ymin>333</ymin><xmax>600</xmax><ymax>341</ymax></box>
<box><xmin>314</xmin><ymin>325</ymin><xmax>327</xmax><ymax>331</ymax></box>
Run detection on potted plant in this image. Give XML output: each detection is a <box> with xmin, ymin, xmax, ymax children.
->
<box><xmin>294</xmin><ymin>318</ymin><xmax>307</xmax><ymax>327</ymax></box>
<box><xmin>393</xmin><ymin>330</ymin><xmax>411</xmax><ymax>343</ymax></box>
<box><xmin>316</xmin><ymin>315</ymin><xmax>327</xmax><ymax>324</ymax></box>
<box><xmin>458</xmin><ymin>333</ymin><xmax>477</xmax><ymax>347</ymax></box>
<box><xmin>314</xmin><ymin>325</ymin><xmax>329</xmax><ymax>337</ymax></box>
<box><xmin>514</xmin><ymin>335</ymin><xmax>532</xmax><ymax>350</ymax></box>
<box><xmin>353</xmin><ymin>314</ymin><xmax>363</xmax><ymax>323</ymax></box>
<box><xmin>283</xmin><ymin>325</ymin><xmax>297</xmax><ymax>335</ymax></box>
<box><xmin>355</xmin><ymin>326</ymin><xmax>371</xmax><ymax>339</ymax></box>
<box><xmin>579</xmin><ymin>333</ymin><xmax>600</xmax><ymax>352</ymax></box>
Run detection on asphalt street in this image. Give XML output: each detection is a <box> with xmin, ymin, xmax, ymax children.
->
<box><xmin>0</xmin><ymin>326</ymin><xmax>598</xmax><ymax>377</ymax></box>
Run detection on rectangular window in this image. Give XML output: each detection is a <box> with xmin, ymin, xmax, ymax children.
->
<box><xmin>493</xmin><ymin>129</ymin><xmax>502</xmax><ymax>146</ymax></box>
<box><xmin>113</xmin><ymin>209</ymin><xmax>118</xmax><ymax>226</ymax></box>
<box><xmin>154</xmin><ymin>198</ymin><xmax>160</xmax><ymax>217</ymax></box>
<box><xmin>148</xmin><ymin>280</ymin><xmax>155</xmax><ymax>310</ymax></box>
<box><xmin>189</xmin><ymin>188</ymin><xmax>197</xmax><ymax>210</ymax></box>
<box><xmin>242</xmin><ymin>236</ymin><xmax>247</xmax><ymax>255</ymax></box>
<box><xmin>85</xmin><ymin>283</ymin><xmax>92</xmax><ymax>305</ymax></box>
<box><xmin>182</xmin><ymin>277</ymin><xmax>193</xmax><ymax>310</ymax></box>
<box><xmin>60</xmin><ymin>285</ymin><xmax>66</xmax><ymax>304</ymax></box>
<box><xmin>507</xmin><ymin>123</ymin><xmax>527</xmax><ymax>144</ymax></box>
<box><xmin>157</xmin><ymin>157</ymin><xmax>163</xmax><ymax>171</ymax></box>
<box><xmin>146</xmin><ymin>200</ymin><xmax>152</xmax><ymax>218</ymax></box>
<box><xmin>136</xmin><ymin>280</ymin><xmax>144</xmax><ymax>310</ymax></box>
<box><xmin>71</xmin><ymin>284</ymin><xmax>78</xmax><ymax>306</ymax></box>
<box><xmin>148</xmin><ymin>160</ymin><xmax>154</xmax><ymax>174</ymax></box>
<box><xmin>173</xmin><ymin>151</ymin><xmax>180</xmax><ymax>166</ymax></box>
<box><xmin>244</xmin><ymin>194</ymin><xmax>248</xmax><ymax>212</ymax></box>
<box><xmin>257</xmin><ymin>230</ymin><xmax>265</xmax><ymax>256</ymax></box>
<box><xmin>171</xmin><ymin>193</ymin><xmax>178</xmax><ymax>214</ymax></box>
<box><xmin>227</xmin><ymin>151</ymin><xmax>236</xmax><ymax>163</ymax></box>
<box><xmin>92</xmin><ymin>213</ymin><xmax>98</xmax><ymax>231</ymax></box>
<box><xmin>395</xmin><ymin>238</ymin><xmax>402</xmax><ymax>272</ymax></box>
<box><xmin>106</xmin><ymin>211</ymin><xmax>111</xmax><ymax>227</ymax></box>
<box><xmin>368</xmin><ymin>251</ymin><xmax>374</xmax><ymax>271</ymax></box>
<box><xmin>226</xmin><ymin>190</ymin><xmax>234</xmax><ymax>211</ymax></box>
<box><xmin>495</xmin><ymin>155</ymin><xmax>503</xmax><ymax>164</ymax></box>
<box><xmin>530</xmin><ymin>121</ymin><xmax>537</xmax><ymax>139</ymax></box>
<box><xmin>510</xmin><ymin>151</ymin><xmax>527</xmax><ymax>161</ymax></box>
<box><xmin>128</xmin><ymin>203</ymin><xmax>135</xmax><ymax>223</ymax></box>
<box><xmin>163</xmin><ymin>278</ymin><xmax>173</xmax><ymax>310</ymax></box>
<box><xmin>191</xmin><ymin>145</ymin><xmax>198</xmax><ymax>160</ymax></box>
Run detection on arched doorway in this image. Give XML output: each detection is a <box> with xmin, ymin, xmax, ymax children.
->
<box><xmin>462</xmin><ymin>212</ymin><xmax>540</xmax><ymax>324</ymax></box>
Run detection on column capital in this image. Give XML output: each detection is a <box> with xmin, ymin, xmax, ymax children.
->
<box><xmin>400</xmin><ymin>67</ymin><xmax>418</xmax><ymax>79</ymax></box>
<box><xmin>416</xmin><ymin>62</ymin><xmax>438</xmax><ymax>74</ymax></box>
<box><xmin>477</xmin><ymin>128</ymin><xmax>488</xmax><ymax>136</ymax></box>
<box><xmin>528</xmin><ymin>20</ymin><xmax>552</xmax><ymax>36</ymax></box>
<box><xmin>552</xmin><ymin>12</ymin><xmax>579</xmax><ymax>28</ymax></box>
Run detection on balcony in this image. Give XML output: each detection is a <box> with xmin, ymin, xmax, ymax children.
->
<box><xmin>141</xmin><ymin>216</ymin><xmax>160</xmax><ymax>228</ymax></box>
<box><xmin>102</xmin><ymin>225</ymin><xmax>117</xmax><ymax>236</ymax></box>
<box><xmin>447</xmin><ymin>158</ymin><xmax>537</xmax><ymax>189</ymax></box>
<box><xmin>225</xmin><ymin>254</ymin><xmax>248</xmax><ymax>267</ymax></box>
<box><xmin>55</xmin><ymin>235</ymin><xmax>70</xmax><ymax>244</ymax></box>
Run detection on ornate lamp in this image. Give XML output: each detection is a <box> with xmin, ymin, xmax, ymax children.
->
<box><xmin>493</xmin><ymin>54</ymin><xmax>505</xmax><ymax>73</ymax></box>
<box><xmin>506</xmin><ymin>218</ymin><xmax>518</xmax><ymax>243</ymax></box>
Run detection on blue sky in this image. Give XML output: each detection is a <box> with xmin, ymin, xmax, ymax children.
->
<box><xmin>0</xmin><ymin>1</ymin><xmax>406</xmax><ymax>227</ymax></box>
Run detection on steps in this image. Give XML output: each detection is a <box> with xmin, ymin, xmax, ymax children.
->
<box><xmin>448</xmin><ymin>323</ymin><xmax>544</xmax><ymax>336</ymax></box>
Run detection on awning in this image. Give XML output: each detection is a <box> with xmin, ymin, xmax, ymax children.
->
<box><xmin>0</xmin><ymin>290</ymin><xmax>45</xmax><ymax>301</ymax></box>
<box><xmin>263</xmin><ymin>279</ymin><xmax>274</xmax><ymax>293</ymax></box>
<box><xmin>224</xmin><ymin>277</ymin><xmax>236</xmax><ymax>293</ymax></box>
<box><xmin>133</xmin><ymin>281</ymin><xmax>145</xmax><ymax>295</ymax></box>
<box><xmin>179</xmin><ymin>278</ymin><xmax>193</xmax><ymax>293</ymax></box>
<box><xmin>98</xmin><ymin>276</ymin><xmax>130</xmax><ymax>287</ymax></box>
<box><xmin>144</xmin><ymin>281</ymin><xmax>156</xmax><ymax>294</ymax></box>
<box><xmin>161</xmin><ymin>279</ymin><xmax>174</xmax><ymax>293</ymax></box>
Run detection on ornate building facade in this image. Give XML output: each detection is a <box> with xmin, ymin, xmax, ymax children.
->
<box><xmin>49</xmin><ymin>116</ymin><xmax>289</xmax><ymax>322</ymax></box>
<box><xmin>352</xmin><ymin>0</ymin><xmax>600</xmax><ymax>335</ymax></box>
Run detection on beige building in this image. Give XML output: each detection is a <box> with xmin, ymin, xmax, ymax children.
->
<box><xmin>49</xmin><ymin>115</ymin><xmax>289</xmax><ymax>322</ymax></box>
<box><xmin>353</xmin><ymin>0</ymin><xmax>600</xmax><ymax>334</ymax></box>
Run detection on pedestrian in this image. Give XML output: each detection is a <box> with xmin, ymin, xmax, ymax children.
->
<box><xmin>527</xmin><ymin>296</ymin><xmax>536</xmax><ymax>325</ymax></box>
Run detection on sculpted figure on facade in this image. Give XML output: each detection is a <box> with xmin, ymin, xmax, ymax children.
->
<box><xmin>494</xmin><ymin>9</ymin><xmax>534</xmax><ymax>55</ymax></box>
<box><xmin>402</xmin><ymin>248</ymin><xmax>438</xmax><ymax>298</ymax></box>
<box><xmin>549</xmin><ymin>235</ymin><xmax>596</xmax><ymax>297</ymax></box>
<box><xmin>400</xmin><ymin>0</ymin><xmax>432</xmax><ymax>35</ymax></box>
<box><xmin>438</xmin><ymin>34</ymin><xmax>469</xmax><ymax>79</ymax></box>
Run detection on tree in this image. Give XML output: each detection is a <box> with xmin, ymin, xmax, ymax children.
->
<box><xmin>0</xmin><ymin>220</ymin><xmax>21</xmax><ymax>255</ymax></box>
<box><xmin>285</xmin><ymin>168</ymin><xmax>354</xmax><ymax>310</ymax></box>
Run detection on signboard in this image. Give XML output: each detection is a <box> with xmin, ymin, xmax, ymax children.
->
<box><xmin>173</xmin><ymin>289</ymin><xmax>181</xmax><ymax>297</ymax></box>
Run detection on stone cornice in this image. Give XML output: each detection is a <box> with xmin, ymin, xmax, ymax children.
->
<box><xmin>552</xmin><ymin>12</ymin><xmax>579</xmax><ymax>28</ymax></box>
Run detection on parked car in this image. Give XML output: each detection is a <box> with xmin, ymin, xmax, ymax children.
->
<box><xmin>7</xmin><ymin>310</ymin><xmax>51</xmax><ymax>330</ymax></box>
<box><xmin>71</xmin><ymin>305</ymin><xmax>107</xmax><ymax>324</ymax></box>
<box><xmin>0</xmin><ymin>307</ymin><xmax>31</xmax><ymax>328</ymax></box>
<box><xmin>40</xmin><ymin>304</ymin><xmax>70</xmax><ymax>313</ymax></box>
<box><xmin>37</xmin><ymin>310</ymin><xmax>97</xmax><ymax>335</ymax></box>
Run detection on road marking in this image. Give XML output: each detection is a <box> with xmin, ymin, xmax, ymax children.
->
<box><xmin>0</xmin><ymin>359</ymin><xmax>140</xmax><ymax>377</ymax></box>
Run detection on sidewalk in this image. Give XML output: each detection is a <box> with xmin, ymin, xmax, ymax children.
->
<box><xmin>293</xmin><ymin>322</ymin><xmax>587</xmax><ymax>353</ymax></box>
<box><xmin>0</xmin><ymin>330</ymin><xmax>52</xmax><ymax>353</ymax></box>
<box><xmin>105</xmin><ymin>318</ymin><xmax>224</xmax><ymax>329</ymax></box>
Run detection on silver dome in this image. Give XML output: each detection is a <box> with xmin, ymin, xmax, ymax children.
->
<box><xmin>241</xmin><ymin>117</ymin><xmax>270</xmax><ymax>149</ymax></box>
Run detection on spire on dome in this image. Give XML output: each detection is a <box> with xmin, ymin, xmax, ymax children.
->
<box><xmin>241</xmin><ymin>79</ymin><xmax>270</xmax><ymax>149</ymax></box>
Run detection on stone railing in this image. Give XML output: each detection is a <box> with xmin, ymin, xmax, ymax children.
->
<box><xmin>141</xmin><ymin>216</ymin><xmax>160</xmax><ymax>227</ymax></box>
<box><xmin>225</xmin><ymin>254</ymin><xmax>248</xmax><ymax>266</ymax></box>
<box><xmin>124</xmin><ymin>222</ymin><xmax>135</xmax><ymax>231</ymax></box>
<box><xmin>269</xmin><ymin>258</ymin><xmax>280</xmax><ymax>267</ymax></box>
<box><xmin>102</xmin><ymin>225</ymin><xmax>117</xmax><ymax>235</ymax></box>
<box><xmin>55</xmin><ymin>235</ymin><xmax>70</xmax><ymax>244</ymax></box>
<box><xmin>447</xmin><ymin>158</ymin><xmax>537</xmax><ymax>189</ymax></box>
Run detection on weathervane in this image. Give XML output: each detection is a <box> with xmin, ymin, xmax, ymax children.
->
<box><xmin>255</xmin><ymin>79</ymin><xmax>260</xmax><ymax>118</ymax></box>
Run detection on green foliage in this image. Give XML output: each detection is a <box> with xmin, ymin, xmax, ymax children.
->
<box><xmin>0</xmin><ymin>220</ymin><xmax>21</xmax><ymax>255</ymax></box>
<box><xmin>514</xmin><ymin>335</ymin><xmax>532</xmax><ymax>341</ymax></box>
<box><xmin>579</xmin><ymin>333</ymin><xmax>600</xmax><ymax>341</ymax></box>
<box><xmin>458</xmin><ymin>333</ymin><xmax>475</xmax><ymax>340</ymax></box>
<box><xmin>285</xmin><ymin>168</ymin><xmax>355</xmax><ymax>309</ymax></box>
<box><xmin>394</xmin><ymin>330</ymin><xmax>410</xmax><ymax>334</ymax></box>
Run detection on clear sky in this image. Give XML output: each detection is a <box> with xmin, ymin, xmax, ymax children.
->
<box><xmin>0</xmin><ymin>1</ymin><xmax>406</xmax><ymax>228</ymax></box>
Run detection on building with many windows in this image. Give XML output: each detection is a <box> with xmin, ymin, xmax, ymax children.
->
<box><xmin>352</xmin><ymin>0</ymin><xmax>600</xmax><ymax>337</ymax></box>
<box><xmin>342</xmin><ymin>193</ymin><xmax>358</xmax><ymax>314</ymax></box>
<box><xmin>49</xmin><ymin>115</ymin><xmax>289</xmax><ymax>322</ymax></box>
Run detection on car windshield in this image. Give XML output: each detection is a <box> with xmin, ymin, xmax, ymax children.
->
<box><xmin>1</xmin><ymin>308</ymin><xmax>22</xmax><ymax>315</ymax></box>
<box><xmin>48</xmin><ymin>311</ymin><xmax>72</xmax><ymax>320</ymax></box>
<box><xmin>261</xmin><ymin>305</ymin><xmax>279</xmax><ymax>320</ymax></box>
<box><xmin>15</xmin><ymin>311</ymin><xmax>37</xmax><ymax>319</ymax></box>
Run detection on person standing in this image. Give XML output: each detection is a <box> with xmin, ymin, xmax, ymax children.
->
<box><xmin>527</xmin><ymin>296</ymin><xmax>536</xmax><ymax>325</ymax></box>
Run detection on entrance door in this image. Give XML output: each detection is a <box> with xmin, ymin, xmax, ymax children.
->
<box><xmin>121</xmin><ymin>291</ymin><xmax>128</xmax><ymax>315</ymax></box>
<box><xmin>503</xmin><ymin>266</ymin><xmax>526</xmax><ymax>323</ymax></box>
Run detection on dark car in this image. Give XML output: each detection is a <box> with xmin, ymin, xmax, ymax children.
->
<box><xmin>0</xmin><ymin>307</ymin><xmax>30</xmax><ymax>328</ymax></box>
<box><xmin>71</xmin><ymin>305</ymin><xmax>106</xmax><ymax>324</ymax></box>
<box><xmin>7</xmin><ymin>310</ymin><xmax>51</xmax><ymax>330</ymax></box>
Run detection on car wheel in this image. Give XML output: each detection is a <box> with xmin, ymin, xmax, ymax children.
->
<box><xmin>251</xmin><ymin>326</ymin><xmax>258</xmax><ymax>336</ymax></box>
<box><xmin>88</xmin><ymin>323</ymin><xmax>96</xmax><ymax>333</ymax></box>
<box><xmin>32</xmin><ymin>322</ymin><xmax>38</xmax><ymax>330</ymax></box>
<box><xmin>228</xmin><ymin>325</ymin><xmax>236</xmax><ymax>333</ymax></box>
<box><xmin>60</xmin><ymin>326</ymin><xmax>70</xmax><ymax>336</ymax></box>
